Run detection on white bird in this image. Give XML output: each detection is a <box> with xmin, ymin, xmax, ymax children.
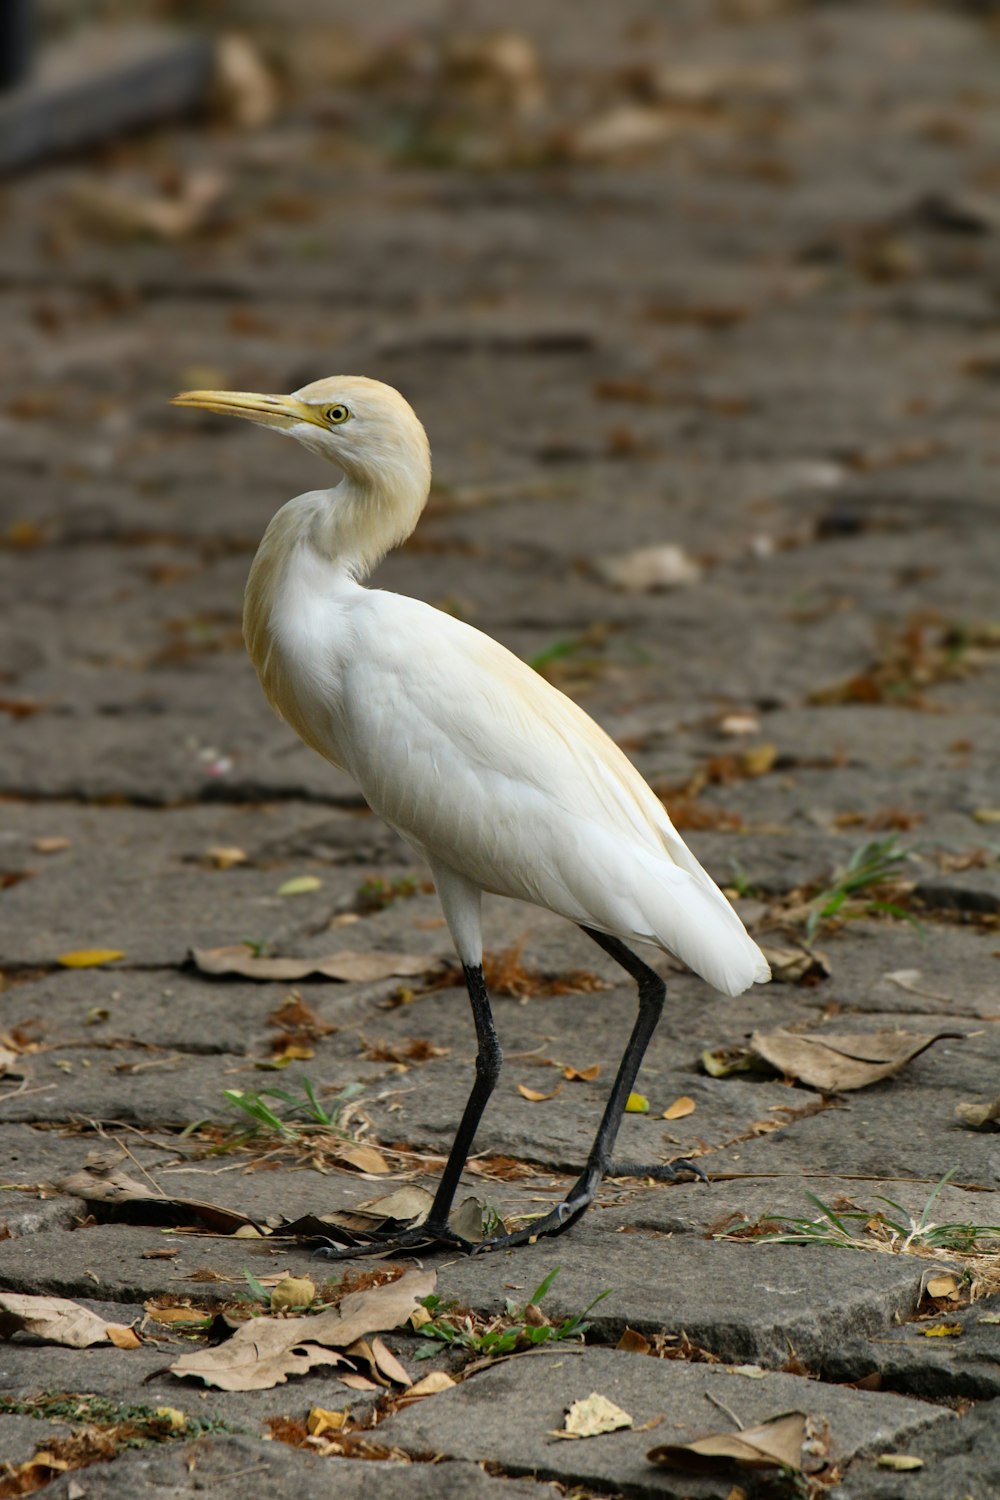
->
<box><xmin>173</xmin><ymin>376</ymin><xmax>770</xmax><ymax>1256</ymax></box>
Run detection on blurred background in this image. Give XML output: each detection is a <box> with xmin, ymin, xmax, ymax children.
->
<box><xmin>2</xmin><ymin>0</ymin><xmax>999</xmax><ymax>831</ymax></box>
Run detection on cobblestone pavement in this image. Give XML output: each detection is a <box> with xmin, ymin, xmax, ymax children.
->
<box><xmin>2</xmin><ymin>2</ymin><xmax>999</xmax><ymax>1496</ymax></box>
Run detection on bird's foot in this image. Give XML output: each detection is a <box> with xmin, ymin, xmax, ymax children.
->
<box><xmin>472</xmin><ymin>1190</ymin><xmax>595</xmax><ymax>1252</ymax></box>
<box><xmin>312</xmin><ymin>1220</ymin><xmax>476</xmax><ymax>1262</ymax></box>
<box><xmin>607</xmin><ymin>1157</ymin><xmax>710</xmax><ymax>1184</ymax></box>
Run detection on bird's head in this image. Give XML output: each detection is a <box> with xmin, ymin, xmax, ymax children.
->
<box><xmin>171</xmin><ymin>375</ymin><xmax>430</xmax><ymax>492</ymax></box>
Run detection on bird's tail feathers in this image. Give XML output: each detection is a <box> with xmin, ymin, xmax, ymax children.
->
<box><xmin>628</xmin><ymin>848</ymin><xmax>770</xmax><ymax>997</ymax></box>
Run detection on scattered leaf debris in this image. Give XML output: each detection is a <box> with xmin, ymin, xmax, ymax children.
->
<box><xmin>192</xmin><ymin>945</ymin><xmax>437</xmax><ymax>983</ymax></box>
<box><xmin>749</xmin><ymin>1028</ymin><xmax>963</xmax><ymax>1092</ymax></box>
<box><xmin>558</xmin><ymin>1391</ymin><xmax>634</xmax><ymax>1439</ymax></box>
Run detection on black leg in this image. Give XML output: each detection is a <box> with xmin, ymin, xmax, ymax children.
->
<box><xmin>315</xmin><ymin>962</ymin><xmax>502</xmax><ymax>1260</ymax></box>
<box><xmin>474</xmin><ymin>927</ymin><xmax>705</xmax><ymax>1253</ymax></box>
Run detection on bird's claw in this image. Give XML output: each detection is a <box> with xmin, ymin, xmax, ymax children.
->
<box><xmin>608</xmin><ymin>1156</ymin><xmax>710</xmax><ymax>1185</ymax></box>
<box><xmin>312</xmin><ymin>1222</ymin><xmax>477</xmax><ymax>1261</ymax></box>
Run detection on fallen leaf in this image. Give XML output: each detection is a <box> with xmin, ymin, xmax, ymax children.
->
<box><xmin>562</xmin><ymin>104</ymin><xmax>680</xmax><ymax>161</ymax></box>
<box><xmin>920</xmin><ymin>1323</ymin><xmax>962</xmax><ymax>1337</ymax></box>
<box><xmin>561</xmin><ymin>1392</ymin><xmax>633</xmax><ymax>1438</ymax></box>
<box><xmin>618</xmin><ymin>1328</ymin><xmax>660</xmax><ymax>1364</ymax></box>
<box><xmin>213</xmin><ymin>33</ymin><xmax>279</xmax><ymax>128</ymax></box>
<box><xmin>517</xmin><ymin>1082</ymin><xmax>561</xmax><ymax>1102</ymax></box>
<box><xmin>596</xmin><ymin>544</ymin><xmax>702</xmax><ymax>593</ymax></box>
<box><xmin>955</xmin><ymin>1093</ymin><xmax>1000</xmax><ymax>1130</ymax></box>
<box><xmin>0</xmin><ymin>1293</ymin><xmax>133</xmax><ymax>1349</ymax></box>
<box><xmin>270</xmin><ymin>1277</ymin><xmax>316</xmax><ymax>1312</ymax></box>
<box><xmin>625</xmin><ymin>1092</ymin><xmax>649</xmax><ymax>1113</ymax></box>
<box><xmin>563</xmin><ymin>1063</ymin><xmax>601</xmax><ymax>1082</ymax></box>
<box><xmin>261</xmin><ymin>1043</ymin><xmax>316</xmax><ymax>1066</ymax></box>
<box><xmin>877</xmin><ymin>1455</ymin><xmax>924</xmax><ymax>1471</ymax></box>
<box><xmin>56</xmin><ymin>1161</ymin><xmax>262</xmax><ymax>1235</ymax></box>
<box><xmin>649</xmin><ymin>1411</ymin><xmax>811</xmax><ymax>1473</ymax></box>
<box><xmin>72</xmin><ymin>170</ymin><xmax>227</xmax><ymax>241</ymax></box>
<box><xmin>206</xmin><ymin>845</ymin><xmax>248</xmax><ymax>869</ymax></box>
<box><xmin>701</xmin><ymin>1045</ymin><xmax>757</xmax><ymax>1078</ymax></box>
<box><xmin>331</xmin><ymin>1142</ymin><xmax>391</xmax><ymax>1175</ymax></box>
<box><xmin>57</xmin><ymin>949</ymin><xmax>125</xmax><ymax>968</ymax></box>
<box><xmin>192</xmin><ymin>945</ymin><xmax>437</xmax><ymax>983</ymax></box>
<box><xmin>402</xmin><ymin>1371</ymin><xmax>456</xmax><ymax>1399</ymax></box>
<box><xmin>106</xmin><ymin>1324</ymin><xmax>142</xmax><ymax>1349</ymax></box>
<box><xmin>718</xmin><ymin>713</ymin><xmax>760</xmax><ymax>737</ymax></box>
<box><xmin>370</xmin><ymin>1335</ymin><xmax>412</xmax><ymax>1387</ymax></box>
<box><xmin>449</xmin><ymin>1196</ymin><xmax>487</xmax><ymax>1245</ymax></box>
<box><xmin>170</xmin><ymin>1268</ymin><xmax>435</xmax><ymax>1391</ymax></box>
<box><xmin>925</xmin><ymin>1274</ymin><xmax>961</xmax><ymax>1300</ymax></box>
<box><xmin>32</xmin><ymin>836</ymin><xmax>72</xmax><ymax>854</ymax></box>
<box><xmin>307</xmin><ymin>1405</ymin><xmax>348</xmax><ymax>1437</ymax></box>
<box><xmin>663</xmin><ymin>1096</ymin><xmax>696</xmax><ymax>1121</ymax></box>
<box><xmin>338</xmin><ymin>1373</ymin><xmax>380</xmax><ymax>1390</ymax></box>
<box><xmin>277</xmin><ymin>875</ymin><xmax>323</xmax><ymax>896</ymax></box>
<box><xmin>979</xmin><ymin>1312</ymin><xmax>1000</xmax><ymax>1325</ymax></box>
<box><xmin>145</xmin><ymin>1304</ymin><xmax>208</xmax><ymax>1326</ymax></box>
<box><xmin>759</xmin><ymin>945</ymin><xmax>831</xmax><ymax>985</ymax></box>
<box><xmin>750</xmin><ymin>1028</ymin><xmax>963</xmax><ymax>1091</ymax></box>
<box><xmin>973</xmin><ymin>808</ymin><xmax>1000</xmax><ymax>825</ymax></box>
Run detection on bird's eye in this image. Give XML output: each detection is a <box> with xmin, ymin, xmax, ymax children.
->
<box><xmin>325</xmin><ymin>404</ymin><xmax>351</xmax><ymax>425</ymax></box>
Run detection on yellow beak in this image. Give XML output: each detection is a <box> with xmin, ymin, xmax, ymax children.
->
<box><xmin>170</xmin><ymin>389</ymin><xmax>327</xmax><ymax>431</ymax></box>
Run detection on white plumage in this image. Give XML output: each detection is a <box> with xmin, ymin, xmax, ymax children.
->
<box><xmin>174</xmin><ymin>374</ymin><xmax>769</xmax><ymax>1255</ymax></box>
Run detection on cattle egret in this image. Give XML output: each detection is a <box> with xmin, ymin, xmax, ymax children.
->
<box><xmin>173</xmin><ymin>376</ymin><xmax>770</xmax><ymax>1256</ymax></box>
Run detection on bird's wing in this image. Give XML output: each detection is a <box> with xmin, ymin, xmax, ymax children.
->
<box><xmin>339</xmin><ymin>593</ymin><xmax>768</xmax><ymax>994</ymax></box>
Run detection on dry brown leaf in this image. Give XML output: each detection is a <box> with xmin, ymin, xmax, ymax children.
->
<box><xmin>370</xmin><ymin>1335</ymin><xmax>412</xmax><ymax>1387</ymax></box>
<box><xmin>920</xmin><ymin>1323</ymin><xmax>962</xmax><ymax>1338</ymax></box>
<box><xmin>0</xmin><ymin>1293</ymin><xmax>132</xmax><ymax>1350</ymax></box>
<box><xmin>332</xmin><ymin>1143</ymin><xmax>391</xmax><ymax>1175</ymax></box>
<box><xmin>213</xmin><ymin>33</ymin><xmax>279</xmax><ymax>128</ymax></box>
<box><xmin>56</xmin><ymin>1161</ymin><xmax>261</xmax><ymax>1235</ymax></box>
<box><xmin>270</xmin><ymin>1277</ymin><xmax>316</xmax><ymax>1312</ymax></box>
<box><xmin>402</xmin><ymin>1371</ymin><xmax>456</xmax><ymax>1399</ymax></box>
<box><xmin>169</xmin><ymin>1268</ymin><xmax>435</xmax><ymax>1391</ymax></box>
<box><xmin>925</xmin><ymin>1274</ymin><xmax>960</xmax><ymax>1300</ymax></box>
<box><xmin>32</xmin><ymin>836</ymin><xmax>72</xmax><ymax>854</ymax></box>
<box><xmin>560</xmin><ymin>1392</ymin><xmax>633</xmax><ymax>1439</ymax></box>
<box><xmin>339</xmin><ymin>1373</ymin><xmax>380</xmax><ymax>1390</ymax></box>
<box><xmin>663</xmin><ymin>1096</ymin><xmax>696</xmax><ymax>1121</ymax></box>
<box><xmin>332</xmin><ymin>1185</ymin><xmax>434</xmax><ymax>1231</ymax></box>
<box><xmin>563</xmin><ymin>104</ymin><xmax>681</xmax><ymax>161</ymax></box>
<box><xmin>106</xmin><ymin>1324</ymin><xmax>142</xmax><ymax>1349</ymax></box>
<box><xmin>595</xmin><ymin>544</ymin><xmax>702</xmax><ymax>593</ymax></box>
<box><xmin>616</xmin><ymin>1328</ymin><xmax>652</xmax><ymax>1354</ymax></box>
<box><xmin>307</xmin><ymin>1405</ymin><xmax>348</xmax><ymax>1436</ymax></box>
<box><xmin>956</xmin><ymin>1093</ymin><xmax>1000</xmax><ymax>1130</ymax></box>
<box><xmin>73</xmin><ymin>170</ymin><xmax>227</xmax><ymax>241</ymax></box>
<box><xmin>649</xmin><ymin>1411</ymin><xmax>810</xmax><ymax>1473</ymax></box>
<box><xmin>192</xmin><ymin>945</ymin><xmax>437</xmax><ymax>983</ymax></box>
<box><xmin>206</xmin><ymin>845</ymin><xmax>248</xmax><ymax>869</ymax></box>
<box><xmin>517</xmin><ymin>1082</ymin><xmax>562</xmax><ymax>1102</ymax></box>
<box><xmin>750</xmin><ymin>1028</ymin><xmax>962</xmax><ymax>1092</ymax></box>
<box><xmin>759</xmin><ymin>945</ymin><xmax>831</xmax><ymax>985</ymax></box>
<box><xmin>563</xmin><ymin>1063</ymin><xmax>601</xmax><ymax>1082</ymax></box>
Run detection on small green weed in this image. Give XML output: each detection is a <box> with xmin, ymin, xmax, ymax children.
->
<box><xmin>355</xmin><ymin>874</ymin><xmax>420</xmax><ymax>912</ymax></box>
<box><xmin>806</xmin><ymin>835</ymin><xmax>919</xmax><ymax>938</ymax></box>
<box><xmin>414</xmin><ymin>1267</ymin><xmax>611</xmax><ymax>1361</ymax></box>
<box><xmin>222</xmin><ymin>1077</ymin><xmax>363</xmax><ymax>1141</ymax></box>
<box><xmin>739</xmin><ymin>1171</ymin><xmax>1000</xmax><ymax>1255</ymax></box>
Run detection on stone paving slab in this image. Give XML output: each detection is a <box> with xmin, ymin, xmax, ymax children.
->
<box><xmin>376</xmin><ymin>1346</ymin><xmax>952</xmax><ymax>1498</ymax></box>
<box><xmin>37</xmin><ymin>1445</ymin><xmax>560</xmax><ymax>1500</ymax></box>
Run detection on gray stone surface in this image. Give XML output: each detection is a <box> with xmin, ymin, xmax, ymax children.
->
<box><xmin>377</xmin><ymin>1347</ymin><xmax>952</xmax><ymax>1498</ymax></box>
<box><xmin>2</xmin><ymin>1</ymin><xmax>999</xmax><ymax>1494</ymax></box>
